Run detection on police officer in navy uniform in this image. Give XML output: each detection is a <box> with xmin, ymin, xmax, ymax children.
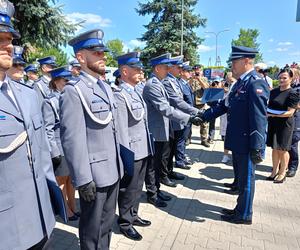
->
<box><xmin>6</xmin><ymin>45</ymin><xmax>26</xmax><ymax>84</ymax></box>
<box><xmin>143</xmin><ymin>53</ymin><xmax>201</xmax><ymax>207</ymax></box>
<box><xmin>179</xmin><ymin>63</ymin><xmax>195</xmax><ymax>154</ymax></box>
<box><xmin>200</xmin><ymin>46</ymin><xmax>270</xmax><ymax>224</ymax></box>
<box><xmin>61</xmin><ymin>29</ymin><xmax>124</xmax><ymax>250</ymax></box>
<box><xmin>114</xmin><ymin>52</ymin><xmax>153</xmax><ymax>241</ymax></box>
<box><xmin>24</xmin><ymin>64</ymin><xmax>39</xmax><ymax>87</ymax></box>
<box><xmin>33</xmin><ymin>56</ymin><xmax>57</xmax><ymax>105</ymax></box>
<box><xmin>0</xmin><ymin>1</ymin><xmax>57</xmax><ymax>249</ymax></box>
<box><xmin>287</xmin><ymin>82</ymin><xmax>300</xmax><ymax>177</ymax></box>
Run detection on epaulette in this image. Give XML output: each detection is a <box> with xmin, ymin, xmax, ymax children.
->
<box><xmin>18</xmin><ymin>81</ymin><xmax>34</xmax><ymax>89</ymax></box>
<box><xmin>67</xmin><ymin>79</ymin><xmax>80</xmax><ymax>86</ymax></box>
<box><xmin>111</xmin><ymin>85</ymin><xmax>121</xmax><ymax>92</ymax></box>
<box><xmin>46</xmin><ymin>92</ymin><xmax>56</xmax><ymax>100</ymax></box>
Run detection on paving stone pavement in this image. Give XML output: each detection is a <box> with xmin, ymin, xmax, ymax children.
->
<box><xmin>53</xmin><ymin>124</ymin><xmax>300</xmax><ymax>250</ymax></box>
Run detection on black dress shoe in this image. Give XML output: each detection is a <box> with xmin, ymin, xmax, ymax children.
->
<box><xmin>265</xmin><ymin>175</ymin><xmax>277</xmax><ymax>181</ymax></box>
<box><xmin>120</xmin><ymin>226</ymin><xmax>142</xmax><ymax>241</ymax></box>
<box><xmin>224</xmin><ymin>188</ymin><xmax>239</xmax><ymax>195</ymax></box>
<box><xmin>286</xmin><ymin>170</ymin><xmax>296</xmax><ymax>177</ymax></box>
<box><xmin>168</xmin><ymin>171</ymin><xmax>185</xmax><ymax>180</ymax></box>
<box><xmin>175</xmin><ymin>164</ymin><xmax>191</xmax><ymax>170</ymax></box>
<box><xmin>157</xmin><ymin>190</ymin><xmax>172</xmax><ymax>201</ymax></box>
<box><xmin>184</xmin><ymin>159</ymin><xmax>192</xmax><ymax>165</ymax></box>
<box><xmin>68</xmin><ymin>215</ymin><xmax>78</xmax><ymax>221</ymax></box>
<box><xmin>223</xmin><ymin>182</ymin><xmax>236</xmax><ymax>188</ymax></box>
<box><xmin>201</xmin><ymin>141</ymin><xmax>210</xmax><ymax>148</ymax></box>
<box><xmin>221</xmin><ymin>214</ymin><xmax>252</xmax><ymax>225</ymax></box>
<box><xmin>221</xmin><ymin>208</ymin><xmax>235</xmax><ymax>215</ymax></box>
<box><xmin>161</xmin><ymin>177</ymin><xmax>177</xmax><ymax>187</ymax></box>
<box><xmin>147</xmin><ymin>197</ymin><xmax>167</xmax><ymax>207</ymax></box>
<box><xmin>133</xmin><ymin>217</ymin><xmax>151</xmax><ymax>227</ymax></box>
<box><xmin>273</xmin><ymin>174</ymin><xmax>286</xmax><ymax>184</ymax></box>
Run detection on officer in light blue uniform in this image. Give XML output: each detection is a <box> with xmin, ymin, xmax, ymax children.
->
<box><xmin>114</xmin><ymin>52</ymin><xmax>153</xmax><ymax>241</ymax></box>
<box><xmin>24</xmin><ymin>64</ymin><xmax>39</xmax><ymax>87</ymax></box>
<box><xmin>6</xmin><ymin>45</ymin><xmax>26</xmax><ymax>84</ymax></box>
<box><xmin>42</xmin><ymin>66</ymin><xmax>72</xmax><ymax>176</ymax></box>
<box><xmin>33</xmin><ymin>56</ymin><xmax>57</xmax><ymax>106</ymax></box>
<box><xmin>162</xmin><ymin>56</ymin><xmax>200</xmax><ymax>187</ymax></box>
<box><xmin>0</xmin><ymin>1</ymin><xmax>57</xmax><ymax>249</ymax></box>
<box><xmin>61</xmin><ymin>29</ymin><xmax>124</xmax><ymax>250</ymax></box>
<box><xmin>143</xmin><ymin>53</ymin><xmax>201</xmax><ymax>208</ymax></box>
<box><xmin>69</xmin><ymin>58</ymin><xmax>81</xmax><ymax>77</ymax></box>
<box><xmin>201</xmin><ymin>46</ymin><xmax>270</xmax><ymax>224</ymax></box>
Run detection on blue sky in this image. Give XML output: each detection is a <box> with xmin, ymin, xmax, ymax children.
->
<box><xmin>60</xmin><ymin>0</ymin><xmax>300</xmax><ymax>67</ymax></box>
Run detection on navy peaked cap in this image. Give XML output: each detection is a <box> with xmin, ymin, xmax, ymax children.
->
<box><xmin>37</xmin><ymin>56</ymin><xmax>57</xmax><ymax>66</ymax></box>
<box><xmin>12</xmin><ymin>45</ymin><xmax>25</xmax><ymax>65</ymax></box>
<box><xmin>117</xmin><ymin>52</ymin><xmax>143</xmax><ymax>68</ymax></box>
<box><xmin>150</xmin><ymin>53</ymin><xmax>172</xmax><ymax>66</ymax></box>
<box><xmin>229</xmin><ymin>45</ymin><xmax>258</xmax><ymax>61</ymax></box>
<box><xmin>0</xmin><ymin>0</ymin><xmax>20</xmax><ymax>38</ymax></box>
<box><xmin>24</xmin><ymin>64</ymin><xmax>38</xmax><ymax>73</ymax></box>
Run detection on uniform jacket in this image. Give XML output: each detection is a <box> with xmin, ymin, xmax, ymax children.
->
<box><xmin>60</xmin><ymin>71</ymin><xmax>124</xmax><ymax>188</ymax></box>
<box><xmin>114</xmin><ymin>82</ymin><xmax>152</xmax><ymax>160</ymax></box>
<box><xmin>162</xmin><ymin>74</ymin><xmax>198</xmax><ymax>131</ymax></box>
<box><xmin>179</xmin><ymin>78</ymin><xmax>195</xmax><ymax>106</ymax></box>
<box><xmin>203</xmin><ymin>70</ymin><xmax>270</xmax><ymax>154</ymax></box>
<box><xmin>42</xmin><ymin>91</ymin><xmax>63</xmax><ymax>158</ymax></box>
<box><xmin>0</xmin><ymin>78</ymin><xmax>56</xmax><ymax>250</ymax></box>
<box><xmin>33</xmin><ymin>75</ymin><xmax>51</xmax><ymax>107</ymax></box>
<box><xmin>143</xmin><ymin>74</ymin><xmax>190</xmax><ymax>142</ymax></box>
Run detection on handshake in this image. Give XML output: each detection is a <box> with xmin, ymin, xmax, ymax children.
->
<box><xmin>189</xmin><ymin>110</ymin><xmax>205</xmax><ymax>126</ymax></box>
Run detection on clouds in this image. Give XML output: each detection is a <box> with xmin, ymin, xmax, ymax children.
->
<box><xmin>275</xmin><ymin>47</ymin><xmax>288</xmax><ymax>52</ymax></box>
<box><xmin>268</xmin><ymin>38</ymin><xmax>274</xmax><ymax>42</ymax></box>
<box><xmin>127</xmin><ymin>39</ymin><xmax>146</xmax><ymax>49</ymax></box>
<box><xmin>197</xmin><ymin>44</ymin><xmax>214</xmax><ymax>53</ymax></box>
<box><xmin>66</xmin><ymin>12</ymin><xmax>112</xmax><ymax>29</ymax></box>
<box><xmin>274</xmin><ymin>41</ymin><xmax>293</xmax><ymax>53</ymax></box>
<box><xmin>278</xmin><ymin>41</ymin><xmax>293</xmax><ymax>46</ymax></box>
<box><xmin>122</xmin><ymin>40</ymin><xmax>146</xmax><ymax>52</ymax></box>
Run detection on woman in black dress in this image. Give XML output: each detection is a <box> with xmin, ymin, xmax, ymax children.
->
<box><xmin>266</xmin><ymin>68</ymin><xmax>299</xmax><ymax>183</ymax></box>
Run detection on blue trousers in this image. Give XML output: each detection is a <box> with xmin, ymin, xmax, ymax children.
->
<box><xmin>175</xmin><ymin>129</ymin><xmax>186</xmax><ymax>167</ymax></box>
<box><xmin>288</xmin><ymin>132</ymin><xmax>300</xmax><ymax>171</ymax></box>
<box><xmin>232</xmin><ymin>152</ymin><xmax>256</xmax><ymax>221</ymax></box>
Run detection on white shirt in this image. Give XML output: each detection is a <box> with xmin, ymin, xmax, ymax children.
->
<box><xmin>43</xmin><ymin>75</ymin><xmax>51</xmax><ymax>83</ymax></box>
<box><xmin>239</xmin><ymin>68</ymin><xmax>254</xmax><ymax>81</ymax></box>
<box><xmin>81</xmin><ymin>71</ymin><xmax>98</xmax><ymax>86</ymax></box>
<box><xmin>0</xmin><ymin>75</ymin><xmax>19</xmax><ymax>108</ymax></box>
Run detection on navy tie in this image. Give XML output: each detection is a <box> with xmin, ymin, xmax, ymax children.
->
<box><xmin>97</xmin><ymin>80</ymin><xmax>108</xmax><ymax>98</ymax></box>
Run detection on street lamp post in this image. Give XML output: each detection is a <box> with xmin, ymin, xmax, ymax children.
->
<box><xmin>205</xmin><ymin>29</ymin><xmax>229</xmax><ymax>66</ymax></box>
<box><xmin>181</xmin><ymin>0</ymin><xmax>184</xmax><ymax>55</ymax></box>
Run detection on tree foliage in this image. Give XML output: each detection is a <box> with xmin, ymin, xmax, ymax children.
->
<box><xmin>136</xmin><ymin>0</ymin><xmax>206</xmax><ymax>65</ymax></box>
<box><xmin>24</xmin><ymin>45</ymin><xmax>68</xmax><ymax>66</ymax></box>
<box><xmin>11</xmin><ymin>0</ymin><xmax>77</xmax><ymax>48</ymax></box>
<box><xmin>105</xmin><ymin>39</ymin><xmax>124</xmax><ymax>67</ymax></box>
<box><xmin>231</xmin><ymin>28</ymin><xmax>263</xmax><ymax>63</ymax></box>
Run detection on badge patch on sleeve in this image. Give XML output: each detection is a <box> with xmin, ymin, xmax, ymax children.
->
<box><xmin>256</xmin><ymin>88</ymin><xmax>263</xmax><ymax>94</ymax></box>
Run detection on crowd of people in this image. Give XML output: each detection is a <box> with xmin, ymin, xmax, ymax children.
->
<box><xmin>1</xmin><ymin>1</ymin><xmax>300</xmax><ymax>250</ymax></box>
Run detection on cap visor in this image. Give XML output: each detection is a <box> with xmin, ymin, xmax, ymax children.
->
<box><xmin>88</xmin><ymin>46</ymin><xmax>110</xmax><ymax>52</ymax></box>
<box><xmin>0</xmin><ymin>25</ymin><xmax>20</xmax><ymax>39</ymax></box>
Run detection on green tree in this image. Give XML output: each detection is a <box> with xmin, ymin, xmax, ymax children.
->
<box><xmin>105</xmin><ymin>39</ymin><xmax>124</xmax><ymax>67</ymax></box>
<box><xmin>136</xmin><ymin>0</ymin><xmax>206</xmax><ymax>65</ymax></box>
<box><xmin>11</xmin><ymin>0</ymin><xmax>77</xmax><ymax>48</ymax></box>
<box><xmin>231</xmin><ymin>28</ymin><xmax>263</xmax><ymax>63</ymax></box>
<box><xmin>25</xmin><ymin>45</ymin><xmax>68</xmax><ymax>66</ymax></box>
